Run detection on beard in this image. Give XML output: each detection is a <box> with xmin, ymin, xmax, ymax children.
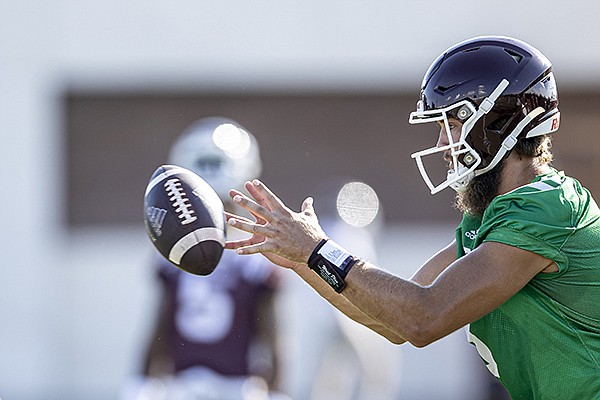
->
<box><xmin>454</xmin><ymin>158</ymin><xmax>506</xmax><ymax>217</ymax></box>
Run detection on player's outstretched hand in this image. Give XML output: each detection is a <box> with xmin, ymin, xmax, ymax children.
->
<box><xmin>224</xmin><ymin>179</ymin><xmax>327</xmax><ymax>266</ymax></box>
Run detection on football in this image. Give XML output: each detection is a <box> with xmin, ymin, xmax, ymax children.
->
<box><xmin>143</xmin><ymin>164</ymin><xmax>226</xmax><ymax>275</ymax></box>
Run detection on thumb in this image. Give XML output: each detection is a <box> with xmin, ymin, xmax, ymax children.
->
<box><xmin>301</xmin><ymin>196</ymin><xmax>314</xmax><ymax>213</ymax></box>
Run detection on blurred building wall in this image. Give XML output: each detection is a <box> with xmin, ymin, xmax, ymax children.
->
<box><xmin>64</xmin><ymin>90</ymin><xmax>600</xmax><ymax>229</ymax></box>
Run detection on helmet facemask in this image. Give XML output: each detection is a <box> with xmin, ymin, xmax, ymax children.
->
<box><xmin>409</xmin><ymin>79</ymin><xmax>509</xmax><ymax>194</ymax></box>
<box><xmin>407</xmin><ymin>36</ymin><xmax>561</xmax><ymax>195</ymax></box>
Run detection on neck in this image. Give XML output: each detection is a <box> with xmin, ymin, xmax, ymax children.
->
<box><xmin>498</xmin><ymin>153</ymin><xmax>551</xmax><ymax>195</ymax></box>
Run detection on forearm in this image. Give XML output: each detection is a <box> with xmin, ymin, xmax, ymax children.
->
<box><xmin>297</xmin><ymin>238</ymin><xmax>458</xmax><ymax>346</ymax></box>
<box><xmin>341</xmin><ymin>259</ymin><xmax>437</xmax><ymax>347</ymax></box>
<box><xmin>292</xmin><ymin>263</ymin><xmax>406</xmax><ymax>344</ymax></box>
<box><xmin>340</xmin><ymin>254</ymin><xmax>477</xmax><ymax>348</ymax></box>
<box><xmin>224</xmin><ymin>182</ymin><xmax>451</xmax><ymax>345</ymax></box>
<box><xmin>225</xmin><ymin>181</ymin><xmax>514</xmax><ymax>348</ymax></box>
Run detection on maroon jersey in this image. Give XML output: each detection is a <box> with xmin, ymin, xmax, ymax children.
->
<box><xmin>156</xmin><ymin>250</ymin><xmax>278</xmax><ymax>376</ymax></box>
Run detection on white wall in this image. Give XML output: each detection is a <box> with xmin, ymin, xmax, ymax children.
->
<box><xmin>2</xmin><ymin>1</ymin><xmax>600</xmax><ymax>398</ymax></box>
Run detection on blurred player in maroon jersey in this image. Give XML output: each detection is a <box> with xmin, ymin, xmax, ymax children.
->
<box><xmin>122</xmin><ymin>117</ymin><xmax>288</xmax><ymax>400</ymax></box>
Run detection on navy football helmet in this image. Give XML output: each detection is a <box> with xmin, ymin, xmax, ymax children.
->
<box><xmin>409</xmin><ymin>36</ymin><xmax>560</xmax><ymax>194</ymax></box>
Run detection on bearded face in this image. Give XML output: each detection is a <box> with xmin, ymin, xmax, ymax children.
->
<box><xmin>454</xmin><ymin>157</ymin><xmax>506</xmax><ymax>217</ymax></box>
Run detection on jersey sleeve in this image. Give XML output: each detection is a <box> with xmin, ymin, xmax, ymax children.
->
<box><xmin>477</xmin><ymin>183</ymin><xmax>577</xmax><ymax>273</ymax></box>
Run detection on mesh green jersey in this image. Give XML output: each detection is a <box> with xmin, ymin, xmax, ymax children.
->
<box><xmin>456</xmin><ymin>169</ymin><xmax>600</xmax><ymax>400</ymax></box>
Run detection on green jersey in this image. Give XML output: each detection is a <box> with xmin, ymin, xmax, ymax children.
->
<box><xmin>456</xmin><ymin>169</ymin><xmax>600</xmax><ymax>399</ymax></box>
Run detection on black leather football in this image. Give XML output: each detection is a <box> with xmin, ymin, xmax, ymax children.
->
<box><xmin>143</xmin><ymin>164</ymin><xmax>226</xmax><ymax>275</ymax></box>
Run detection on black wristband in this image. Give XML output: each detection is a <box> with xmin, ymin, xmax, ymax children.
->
<box><xmin>307</xmin><ymin>239</ymin><xmax>358</xmax><ymax>293</ymax></box>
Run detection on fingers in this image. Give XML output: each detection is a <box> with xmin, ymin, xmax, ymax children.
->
<box><xmin>224</xmin><ymin>238</ymin><xmax>252</xmax><ymax>250</ymax></box>
<box><xmin>224</xmin><ymin>239</ymin><xmax>263</xmax><ymax>254</ymax></box>
<box><xmin>301</xmin><ymin>196</ymin><xmax>314</xmax><ymax>214</ymax></box>
<box><xmin>227</xmin><ymin>179</ymin><xmax>317</xmax><ymax>263</ymax></box>
<box><xmin>224</xmin><ymin>211</ymin><xmax>253</xmax><ymax>224</ymax></box>
<box><xmin>231</xmin><ymin>188</ymin><xmax>270</xmax><ymax>224</ymax></box>
<box><xmin>245</xmin><ymin>180</ymin><xmax>288</xmax><ymax>214</ymax></box>
<box><xmin>230</xmin><ymin>180</ymin><xmax>291</xmax><ymax>222</ymax></box>
<box><xmin>228</xmin><ymin>216</ymin><xmax>275</xmax><ymax>237</ymax></box>
<box><xmin>235</xmin><ymin>242</ymin><xmax>274</xmax><ymax>255</ymax></box>
<box><xmin>240</xmin><ymin>184</ymin><xmax>270</xmax><ymax>211</ymax></box>
<box><xmin>225</xmin><ymin>237</ymin><xmax>279</xmax><ymax>255</ymax></box>
<box><xmin>231</xmin><ymin>191</ymin><xmax>274</xmax><ymax>223</ymax></box>
<box><xmin>224</xmin><ymin>235</ymin><xmax>261</xmax><ymax>250</ymax></box>
<box><xmin>226</xmin><ymin>181</ymin><xmax>280</xmax><ymax>254</ymax></box>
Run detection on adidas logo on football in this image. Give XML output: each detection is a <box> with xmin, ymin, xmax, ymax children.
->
<box><xmin>146</xmin><ymin>206</ymin><xmax>167</xmax><ymax>236</ymax></box>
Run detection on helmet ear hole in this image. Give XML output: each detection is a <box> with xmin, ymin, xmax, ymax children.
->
<box><xmin>486</xmin><ymin>114</ymin><xmax>512</xmax><ymax>132</ymax></box>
